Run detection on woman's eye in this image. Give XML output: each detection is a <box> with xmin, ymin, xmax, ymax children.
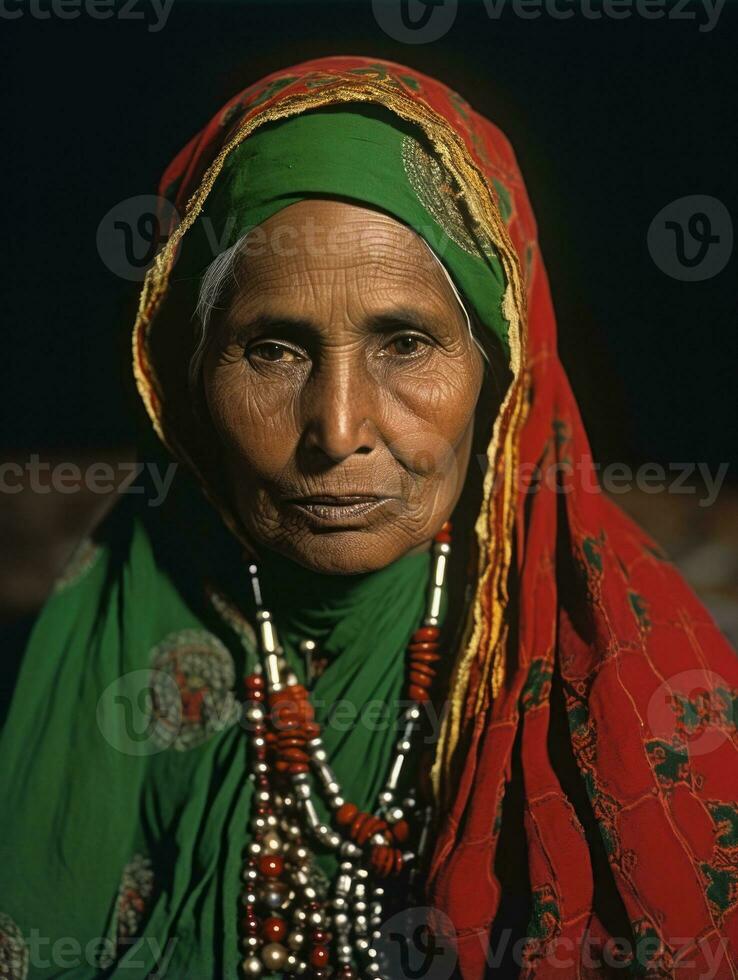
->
<box><xmin>247</xmin><ymin>342</ymin><xmax>300</xmax><ymax>363</ymax></box>
<box><xmin>385</xmin><ymin>334</ymin><xmax>428</xmax><ymax>356</ymax></box>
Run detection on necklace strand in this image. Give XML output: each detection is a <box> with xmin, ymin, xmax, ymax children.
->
<box><xmin>238</xmin><ymin>523</ymin><xmax>451</xmax><ymax>979</ymax></box>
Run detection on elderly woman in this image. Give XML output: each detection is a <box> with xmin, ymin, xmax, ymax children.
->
<box><xmin>1</xmin><ymin>57</ymin><xmax>736</xmax><ymax>980</ymax></box>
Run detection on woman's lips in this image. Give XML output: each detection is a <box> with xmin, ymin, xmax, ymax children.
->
<box><xmin>284</xmin><ymin>495</ymin><xmax>396</xmax><ymax>527</ymax></box>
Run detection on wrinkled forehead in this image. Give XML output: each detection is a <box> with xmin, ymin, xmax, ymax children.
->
<box><xmin>228</xmin><ymin>199</ymin><xmax>463</xmax><ymax>316</ymax></box>
<box><xmin>241</xmin><ymin>198</ymin><xmax>439</xmax><ymax>267</ymax></box>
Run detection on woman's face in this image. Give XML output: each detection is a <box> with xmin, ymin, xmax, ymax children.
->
<box><xmin>202</xmin><ymin>199</ymin><xmax>485</xmax><ymax>574</ymax></box>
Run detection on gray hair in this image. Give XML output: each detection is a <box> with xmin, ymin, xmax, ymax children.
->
<box><xmin>189</xmin><ymin>235</ymin><xmax>250</xmax><ymax>393</ymax></box>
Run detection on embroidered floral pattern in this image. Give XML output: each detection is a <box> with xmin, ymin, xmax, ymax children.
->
<box><xmin>628</xmin><ymin>591</ymin><xmax>652</xmax><ymax>631</ymax></box>
<box><xmin>98</xmin><ymin>854</ymin><xmax>155</xmax><ymax>969</ymax></box>
<box><xmin>117</xmin><ymin>854</ymin><xmax>155</xmax><ymax>940</ymax></box>
<box><xmin>645</xmin><ymin>738</ymin><xmax>692</xmax><ymax>791</ymax></box>
<box><xmin>401</xmin><ymin>134</ymin><xmax>480</xmax><ymax>257</ymax></box>
<box><xmin>700</xmin><ymin>861</ymin><xmax>738</xmax><ymax>924</ymax></box>
<box><xmin>521</xmin><ymin>884</ymin><xmax>561</xmax><ymax>970</ymax></box>
<box><xmin>629</xmin><ymin>917</ymin><xmax>673</xmax><ymax>976</ymax></box>
<box><xmin>581</xmin><ymin>535</ymin><xmax>604</xmax><ymax>575</ymax></box>
<box><xmin>698</xmin><ymin>801</ymin><xmax>738</xmax><ymax>925</ymax></box>
<box><xmin>149</xmin><ymin>628</ymin><xmax>240</xmax><ymax>751</ymax></box>
<box><xmin>0</xmin><ymin>914</ymin><xmax>28</xmax><ymax>980</ymax></box>
<box><xmin>520</xmin><ymin>658</ymin><xmax>554</xmax><ymax>712</ymax></box>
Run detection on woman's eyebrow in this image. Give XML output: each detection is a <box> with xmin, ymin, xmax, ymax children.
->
<box><xmin>365</xmin><ymin>308</ymin><xmax>427</xmax><ymax>332</ymax></box>
<box><xmin>364</xmin><ymin>307</ymin><xmax>449</xmax><ymax>337</ymax></box>
<box><xmin>233</xmin><ymin>313</ymin><xmax>318</xmax><ymax>344</ymax></box>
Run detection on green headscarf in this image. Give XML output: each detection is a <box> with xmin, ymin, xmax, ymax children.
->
<box><xmin>181</xmin><ymin>105</ymin><xmax>509</xmax><ymax>352</ymax></box>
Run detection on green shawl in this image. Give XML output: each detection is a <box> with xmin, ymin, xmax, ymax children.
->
<box><xmin>0</xmin><ymin>471</ymin><xmax>437</xmax><ymax>978</ymax></box>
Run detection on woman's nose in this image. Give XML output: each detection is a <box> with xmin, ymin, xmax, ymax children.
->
<box><xmin>299</xmin><ymin>361</ymin><xmax>377</xmax><ymax>464</ymax></box>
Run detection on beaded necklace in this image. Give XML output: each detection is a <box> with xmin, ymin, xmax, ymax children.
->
<box><xmin>237</xmin><ymin>523</ymin><xmax>452</xmax><ymax>979</ymax></box>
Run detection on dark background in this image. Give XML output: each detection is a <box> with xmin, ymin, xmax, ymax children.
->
<box><xmin>2</xmin><ymin>0</ymin><xmax>736</xmax><ymax>470</ymax></box>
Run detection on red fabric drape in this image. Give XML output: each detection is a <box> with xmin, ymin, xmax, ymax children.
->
<box><xmin>149</xmin><ymin>56</ymin><xmax>738</xmax><ymax>978</ymax></box>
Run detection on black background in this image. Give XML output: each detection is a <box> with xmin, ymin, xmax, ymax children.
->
<box><xmin>2</xmin><ymin>0</ymin><xmax>736</xmax><ymax>473</ymax></box>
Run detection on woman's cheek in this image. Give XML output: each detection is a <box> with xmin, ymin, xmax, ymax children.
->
<box><xmin>206</xmin><ymin>366</ymin><xmax>298</xmax><ymax>473</ymax></box>
<box><xmin>391</xmin><ymin>361</ymin><xmax>479</xmax><ymax>446</ymax></box>
<box><xmin>382</xmin><ymin>361</ymin><xmax>479</xmax><ymax>509</ymax></box>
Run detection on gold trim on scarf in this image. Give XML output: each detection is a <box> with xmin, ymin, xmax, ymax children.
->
<box><xmin>131</xmin><ymin>71</ymin><xmax>529</xmax><ymax>808</ymax></box>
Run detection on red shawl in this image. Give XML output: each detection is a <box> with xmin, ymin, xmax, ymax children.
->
<box><xmin>134</xmin><ymin>56</ymin><xmax>738</xmax><ymax>978</ymax></box>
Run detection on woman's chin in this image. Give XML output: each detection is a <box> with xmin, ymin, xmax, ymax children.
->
<box><xmin>255</xmin><ymin>527</ymin><xmax>417</xmax><ymax>576</ymax></box>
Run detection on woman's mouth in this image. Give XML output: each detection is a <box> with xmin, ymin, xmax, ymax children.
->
<box><xmin>284</xmin><ymin>495</ymin><xmax>396</xmax><ymax>527</ymax></box>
